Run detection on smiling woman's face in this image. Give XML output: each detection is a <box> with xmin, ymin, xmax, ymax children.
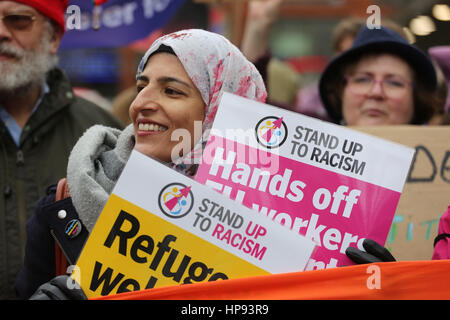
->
<box><xmin>129</xmin><ymin>52</ymin><xmax>205</xmax><ymax>162</ymax></box>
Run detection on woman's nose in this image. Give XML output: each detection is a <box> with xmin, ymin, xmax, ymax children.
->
<box><xmin>366</xmin><ymin>79</ymin><xmax>386</xmax><ymax>98</ymax></box>
<box><xmin>130</xmin><ymin>87</ymin><xmax>159</xmax><ymax>113</ymax></box>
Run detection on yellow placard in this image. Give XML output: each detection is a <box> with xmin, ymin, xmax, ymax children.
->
<box><xmin>74</xmin><ymin>194</ymin><xmax>268</xmax><ymax>298</ymax></box>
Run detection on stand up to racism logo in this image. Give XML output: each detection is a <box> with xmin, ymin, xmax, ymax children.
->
<box><xmin>158</xmin><ymin>183</ymin><xmax>194</xmax><ymax>219</ymax></box>
<box><xmin>255</xmin><ymin>116</ymin><xmax>288</xmax><ymax>149</ymax></box>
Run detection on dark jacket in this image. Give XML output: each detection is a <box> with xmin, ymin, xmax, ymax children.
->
<box><xmin>15</xmin><ymin>186</ymin><xmax>87</xmax><ymax>300</ymax></box>
<box><xmin>0</xmin><ymin>68</ymin><xmax>123</xmax><ymax>299</ymax></box>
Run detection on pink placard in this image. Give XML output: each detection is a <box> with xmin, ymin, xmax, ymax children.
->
<box><xmin>196</xmin><ymin>135</ymin><xmax>401</xmax><ymax>269</ymax></box>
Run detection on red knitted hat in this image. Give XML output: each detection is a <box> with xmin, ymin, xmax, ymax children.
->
<box><xmin>13</xmin><ymin>0</ymin><xmax>69</xmax><ymax>31</ymax></box>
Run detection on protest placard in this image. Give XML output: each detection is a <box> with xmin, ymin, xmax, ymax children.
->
<box><xmin>73</xmin><ymin>150</ymin><xmax>316</xmax><ymax>298</ymax></box>
<box><xmin>195</xmin><ymin>93</ymin><xmax>415</xmax><ymax>269</ymax></box>
<box><xmin>354</xmin><ymin>126</ymin><xmax>450</xmax><ymax>261</ymax></box>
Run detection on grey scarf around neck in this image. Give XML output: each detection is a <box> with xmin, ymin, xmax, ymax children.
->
<box><xmin>67</xmin><ymin>124</ymin><xmax>135</xmax><ymax>232</ymax></box>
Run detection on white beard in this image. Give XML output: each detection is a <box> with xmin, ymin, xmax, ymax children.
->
<box><xmin>0</xmin><ymin>32</ymin><xmax>58</xmax><ymax>91</ymax></box>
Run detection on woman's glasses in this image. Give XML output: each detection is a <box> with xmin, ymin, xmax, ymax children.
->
<box><xmin>345</xmin><ymin>73</ymin><xmax>413</xmax><ymax>99</ymax></box>
<box><xmin>0</xmin><ymin>13</ymin><xmax>38</xmax><ymax>32</ymax></box>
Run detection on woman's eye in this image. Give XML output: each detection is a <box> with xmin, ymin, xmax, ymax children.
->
<box><xmin>137</xmin><ymin>86</ymin><xmax>145</xmax><ymax>93</ymax></box>
<box><xmin>354</xmin><ymin>76</ymin><xmax>372</xmax><ymax>83</ymax></box>
<box><xmin>385</xmin><ymin>79</ymin><xmax>405</xmax><ymax>87</ymax></box>
<box><xmin>165</xmin><ymin>88</ymin><xmax>184</xmax><ymax>96</ymax></box>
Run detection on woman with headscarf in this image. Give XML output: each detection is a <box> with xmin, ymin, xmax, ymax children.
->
<box><xmin>15</xmin><ymin>29</ymin><xmax>267</xmax><ymax>300</ymax></box>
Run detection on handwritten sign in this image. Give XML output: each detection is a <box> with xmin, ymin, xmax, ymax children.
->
<box><xmin>354</xmin><ymin>126</ymin><xmax>450</xmax><ymax>261</ymax></box>
<box><xmin>74</xmin><ymin>151</ymin><xmax>315</xmax><ymax>298</ymax></box>
<box><xmin>195</xmin><ymin>93</ymin><xmax>415</xmax><ymax>269</ymax></box>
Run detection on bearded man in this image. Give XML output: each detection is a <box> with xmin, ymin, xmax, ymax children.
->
<box><xmin>0</xmin><ymin>0</ymin><xmax>123</xmax><ymax>299</ymax></box>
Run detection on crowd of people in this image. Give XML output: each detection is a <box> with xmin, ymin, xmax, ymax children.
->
<box><xmin>0</xmin><ymin>0</ymin><xmax>448</xmax><ymax>300</ymax></box>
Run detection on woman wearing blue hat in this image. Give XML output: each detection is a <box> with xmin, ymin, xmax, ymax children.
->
<box><xmin>319</xmin><ymin>26</ymin><xmax>441</xmax><ymax>265</ymax></box>
<box><xmin>319</xmin><ymin>26</ymin><xmax>439</xmax><ymax>126</ymax></box>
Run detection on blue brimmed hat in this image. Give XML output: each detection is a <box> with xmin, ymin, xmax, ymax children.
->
<box><xmin>319</xmin><ymin>26</ymin><xmax>438</xmax><ymax>123</ymax></box>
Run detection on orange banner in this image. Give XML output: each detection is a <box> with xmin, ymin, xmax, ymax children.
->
<box><xmin>93</xmin><ymin>260</ymin><xmax>450</xmax><ymax>300</ymax></box>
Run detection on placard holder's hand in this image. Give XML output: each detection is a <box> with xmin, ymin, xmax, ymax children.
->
<box><xmin>346</xmin><ymin>239</ymin><xmax>396</xmax><ymax>264</ymax></box>
<box><xmin>29</xmin><ymin>275</ymin><xmax>87</xmax><ymax>300</ymax></box>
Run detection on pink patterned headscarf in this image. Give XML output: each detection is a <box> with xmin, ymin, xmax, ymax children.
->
<box><xmin>137</xmin><ymin>29</ymin><xmax>267</xmax><ymax>175</ymax></box>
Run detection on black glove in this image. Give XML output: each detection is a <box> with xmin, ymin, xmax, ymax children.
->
<box><xmin>345</xmin><ymin>238</ymin><xmax>396</xmax><ymax>264</ymax></box>
<box><xmin>29</xmin><ymin>275</ymin><xmax>87</xmax><ymax>300</ymax></box>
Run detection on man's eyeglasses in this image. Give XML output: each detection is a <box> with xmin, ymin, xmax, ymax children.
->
<box><xmin>0</xmin><ymin>14</ymin><xmax>38</xmax><ymax>32</ymax></box>
<box><xmin>345</xmin><ymin>73</ymin><xmax>413</xmax><ymax>99</ymax></box>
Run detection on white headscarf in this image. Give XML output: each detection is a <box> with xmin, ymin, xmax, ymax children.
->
<box><xmin>137</xmin><ymin>29</ymin><xmax>267</xmax><ymax>175</ymax></box>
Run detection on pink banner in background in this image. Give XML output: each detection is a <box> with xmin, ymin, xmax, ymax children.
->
<box><xmin>196</xmin><ymin>135</ymin><xmax>401</xmax><ymax>269</ymax></box>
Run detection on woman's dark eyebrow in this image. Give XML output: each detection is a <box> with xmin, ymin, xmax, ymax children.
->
<box><xmin>158</xmin><ymin>76</ymin><xmax>192</xmax><ymax>89</ymax></box>
<box><xmin>136</xmin><ymin>75</ymin><xmax>191</xmax><ymax>89</ymax></box>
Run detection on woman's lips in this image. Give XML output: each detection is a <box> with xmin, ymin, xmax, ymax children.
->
<box><xmin>363</xmin><ymin>108</ymin><xmax>386</xmax><ymax>117</ymax></box>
